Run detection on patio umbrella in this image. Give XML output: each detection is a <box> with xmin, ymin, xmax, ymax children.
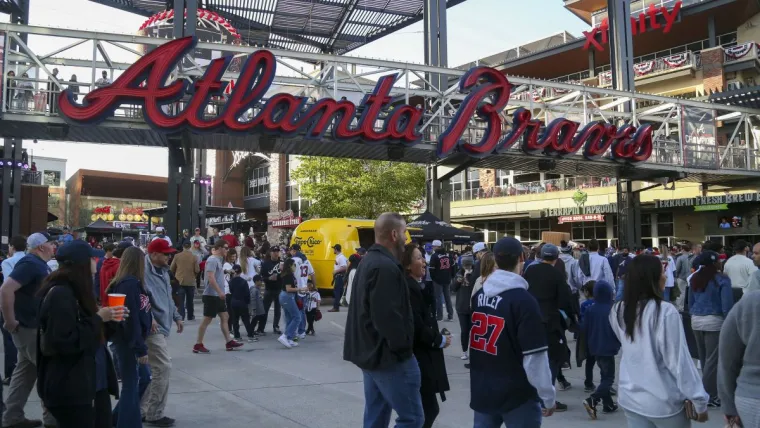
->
<box><xmin>408</xmin><ymin>211</ymin><xmax>482</xmax><ymax>243</ymax></box>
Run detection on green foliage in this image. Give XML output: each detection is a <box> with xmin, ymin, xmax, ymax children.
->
<box><xmin>572</xmin><ymin>189</ymin><xmax>588</xmax><ymax>207</ymax></box>
<box><xmin>291</xmin><ymin>157</ymin><xmax>426</xmax><ymax>219</ymax></box>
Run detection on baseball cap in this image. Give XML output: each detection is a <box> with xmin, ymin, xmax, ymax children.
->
<box><xmin>559</xmin><ymin>240</ymin><xmax>573</xmax><ymax>253</ymax></box>
<box><xmin>472</xmin><ymin>242</ymin><xmax>487</xmax><ymax>253</ymax></box>
<box><xmin>424</xmin><ymin>243</ymin><xmax>433</xmax><ymax>252</ymax></box>
<box><xmin>195</xmin><ymin>227</ymin><xmax>201</xmax><ymax>232</ymax></box>
<box><xmin>694</xmin><ymin>250</ymin><xmax>719</xmax><ymax>267</ymax></box>
<box><xmin>432</xmin><ymin>240</ymin><xmax>443</xmax><ymax>247</ymax></box>
<box><xmin>270</xmin><ymin>246</ymin><xmax>281</xmax><ymax>252</ymax></box>
<box><xmin>155</xmin><ymin>226</ymin><xmax>165</xmax><ymax>233</ymax></box>
<box><xmin>147</xmin><ymin>238</ymin><xmax>177</xmax><ymax>254</ymax></box>
<box><xmin>117</xmin><ymin>240</ymin><xmax>134</xmax><ymax>250</ymax></box>
<box><xmin>332</xmin><ymin>244</ymin><xmax>342</xmax><ymax>252</ymax></box>
<box><xmin>27</xmin><ymin>232</ymin><xmax>54</xmax><ymax>250</ymax></box>
<box><xmin>232</xmin><ymin>264</ymin><xmax>242</xmax><ymax>274</ymax></box>
<box><xmin>492</xmin><ymin>237</ymin><xmax>522</xmax><ymax>258</ymax></box>
<box><xmin>541</xmin><ymin>243</ymin><xmax>560</xmax><ymax>260</ymax></box>
<box><xmin>356</xmin><ymin>247</ymin><xmax>367</xmax><ymax>255</ymax></box>
<box><xmin>56</xmin><ymin>240</ymin><xmax>105</xmax><ymax>265</ymax></box>
<box><xmin>290</xmin><ymin>244</ymin><xmax>301</xmax><ymax>251</ymax></box>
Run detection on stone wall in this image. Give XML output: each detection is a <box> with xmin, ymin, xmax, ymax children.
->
<box><xmin>479</xmin><ymin>168</ymin><xmax>496</xmax><ymax>189</ymax></box>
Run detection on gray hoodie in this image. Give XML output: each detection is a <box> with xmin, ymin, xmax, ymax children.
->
<box><xmin>558</xmin><ymin>252</ymin><xmax>582</xmax><ymax>293</ymax></box>
<box><xmin>482</xmin><ymin>269</ymin><xmax>556</xmax><ymax>409</ymax></box>
<box><xmin>144</xmin><ymin>254</ymin><xmax>181</xmax><ymax>337</ymax></box>
<box><xmin>718</xmin><ymin>291</ymin><xmax>760</xmax><ymax>416</ymax></box>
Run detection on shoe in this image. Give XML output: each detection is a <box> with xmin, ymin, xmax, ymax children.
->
<box><xmin>292</xmin><ymin>337</ymin><xmax>299</xmax><ymax>342</ymax></box>
<box><xmin>278</xmin><ymin>334</ymin><xmax>292</xmax><ymax>348</ymax></box>
<box><xmin>464</xmin><ymin>363</ymin><xmax>471</xmax><ymax>369</ymax></box>
<box><xmin>233</xmin><ymin>336</ymin><xmax>242</xmax><ymax>341</ymax></box>
<box><xmin>2</xmin><ymin>376</ymin><xmax>10</xmax><ymax>385</ymax></box>
<box><xmin>558</xmin><ymin>380</ymin><xmax>572</xmax><ymax>391</ymax></box>
<box><xmin>328</xmin><ymin>308</ymin><xmax>339</xmax><ymax>312</ymax></box>
<box><xmin>445</xmin><ymin>317</ymin><xmax>453</xmax><ymax>322</ymax></box>
<box><xmin>584</xmin><ymin>383</ymin><xmax>596</xmax><ymax>393</ymax></box>
<box><xmin>708</xmin><ymin>397</ymin><xmax>721</xmax><ymax>408</ymax></box>
<box><xmin>461</xmin><ymin>353</ymin><xmax>468</xmax><ymax>360</ymax></box>
<box><xmin>273</xmin><ymin>327</ymin><xmax>282</xmax><ymax>335</ymax></box>
<box><xmin>602</xmin><ymin>403</ymin><xmax>619</xmax><ymax>414</ymax></box>
<box><xmin>192</xmin><ymin>343</ymin><xmax>210</xmax><ymax>354</ymax></box>
<box><xmin>583</xmin><ymin>397</ymin><xmax>599</xmax><ymax>420</ymax></box>
<box><xmin>288</xmin><ymin>339</ymin><xmax>299</xmax><ymax>347</ymax></box>
<box><xmin>225</xmin><ymin>340</ymin><xmax>244</xmax><ymax>351</ymax></box>
<box><xmin>554</xmin><ymin>401</ymin><xmax>568</xmax><ymax>412</ymax></box>
<box><xmin>298</xmin><ymin>333</ymin><xmax>306</xmax><ymax>339</ymax></box>
<box><xmin>5</xmin><ymin>419</ymin><xmax>43</xmax><ymax>428</ymax></box>
<box><xmin>610</xmin><ymin>387</ymin><xmax>617</xmax><ymax>396</ymax></box>
<box><xmin>255</xmin><ymin>331</ymin><xmax>266</xmax><ymax>337</ymax></box>
<box><xmin>562</xmin><ymin>361</ymin><xmax>571</xmax><ymax>369</ymax></box>
<box><xmin>145</xmin><ymin>416</ymin><xmax>176</xmax><ymax>427</ymax></box>
<box><xmin>187</xmin><ymin>317</ymin><xmax>195</xmax><ymax>321</ymax></box>
<box><xmin>247</xmin><ymin>336</ymin><xmax>256</xmax><ymax>343</ymax></box>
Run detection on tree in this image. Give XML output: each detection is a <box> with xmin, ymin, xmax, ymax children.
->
<box><xmin>291</xmin><ymin>157</ymin><xmax>426</xmax><ymax>219</ymax></box>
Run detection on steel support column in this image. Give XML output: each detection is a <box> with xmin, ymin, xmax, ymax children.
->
<box><xmin>1</xmin><ymin>138</ymin><xmax>22</xmax><ymax>251</ymax></box>
<box><xmin>707</xmin><ymin>15</ymin><xmax>717</xmax><ymax>48</ymax></box>
<box><xmin>167</xmin><ymin>138</ymin><xmax>181</xmax><ymax>244</ymax></box>
<box><xmin>9</xmin><ymin>0</ymin><xmax>30</xmax><ymax>48</ymax></box>
<box><xmin>180</xmin><ymin>142</ymin><xmax>194</xmax><ymax>239</ymax></box>
<box><xmin>616</xmin><ymin>180</ymin><xmax>641</xmax><ymax>249</ymax></box>
<box><xmin>423</xmin><ymin>0</ymin><xmax>448</xmax><ymax>98</ymax></box>
<box><xmin>194</xmin><ymin>149</ymin><xmax>207</xmax><ymax>231</ymax></box>
<box><xmin>607</xmin><ymin>0</ymin><xmax>635</xmax><ymax>92</ymax></box>
<box><xmin>426</xmin><ymin>165</ymin><xmax>441</xmax><ymax>218</ymax></box>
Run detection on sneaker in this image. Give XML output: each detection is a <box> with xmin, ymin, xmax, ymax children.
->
<box><xmin>192</xmin><ymin>343</ymin><xmax>210</xmax><ymax>354</ymax></box>
<box><xmin>277</xmin><ymin>334</ymin><xmax>292</xmax><ymax>348</ymax></box>
<box><xmin>584</xmin><ymin>383</ymin><xmax>596</xmax><ymax>393</ymax></box>
<box><xmin>5</xmin><ymin>419</ymin><xmax>43</xmax><ymax>428</ymax></box>
<box><xmin>288</xmin><ymin>339</ymin><xmax>299</xmax><ymax>347</ymax></box>
<box><xmin>247</xmin><ymin>336</ymin><xmax>256</xmax><ymax>343</ymax></box>
<box><xmin>602</xmin><ymin>403</ymin><xmax>619</xmax><ymax>414</ymax></box>
<box><xmin>445</xmin><ymin>317</ymin><xmax>453</xmax><ymax>322</ymax></box>
<box><xmin>554</xmin><ymin>401</ymin><xmax>568</xmax><ymax>412</ymax></box>
<box><xmin>562</xmin><ymin>361</ymin><xmax>571</xmax><ymax>369</ymax></box>
<box><xmin>233</xmin><ymin>336</ymin><xmax>242</xmax><ymax>341</ymax></box>
<box><xmin>708</xmin><ymin>397</ymin><xmax>721</xmax><ymax>408</ymax></box>
<box><xmin>461</xmin><ymin>353</ymin><xmax>469</xmax><ymax>360</ymax></box>
<box><xmin>464</xmin><ymin>363</ymin><xmax>471</xmax><ymax>369</ymax></box>
<box><xmin>225</xmin><ymin>340</ymin><xmax>244</xmax><ymax>351</ymax></box>
<box><xmin>145</xmin><ymin>416</ymin><xmax>176</xmax><ymax>427</ymax></box>
<box><xmin>583</xmin><ymin>397</ymin><xmax>599</xmax><ymax>420</ymax></box>
<box><xmin>558</xmin><ymin>380</ymin><xmax>572</xmax><ymax>391</ymax></box>
<box><xmin>298</xmin><ymin>333</ymin><xmax>306</xmax><ymax>339</ymax></box>
<box><xmin>255</xmin><ymin>331</ymin><xmax>266</xmax><ymax>337</ymax></box>
<box><xmin>610</xmin><ymin>387</ymin><xmax>617</xmax><ymax>396</ymax></box>
<box><xmin>273</xmin><ymin>327</ymin><xmax>282</xmax><ymax>335</ymax></box>
<box><xmin>327</xmin><ymin>308</ymin><xmax>339</xmax><ymax>312</ymax></box>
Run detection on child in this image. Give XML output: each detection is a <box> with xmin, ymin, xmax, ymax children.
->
<box><xmin>228</xmin><ymin>265</ymin><xmax>255</xmax><ymax>342</ymax></box>
<box><xmin>249</xmin><ymin>275</ymin><xmax>265</xmax><ymax>337</ymax></box>
<box><xmin>579</xmin><ymin>281</ymin><xmax>596</xmax><ymax>392</ymax></box>
<box><xmin>582</xmin><ymin>279</ymin><xmax>621</xmax><ymax>419</ymax></box>
<box><xmin>305</xmin><ymin>280</ymin><xmax>321</xmax><ymax>335</ymax></box>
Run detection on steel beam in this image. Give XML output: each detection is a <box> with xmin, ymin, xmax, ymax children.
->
<box><xmin>607</xmin><ymin>0</ymin><xmax>634</xmax><ymax>92</ymax></box>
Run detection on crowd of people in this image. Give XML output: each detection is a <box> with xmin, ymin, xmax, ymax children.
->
<box><xmin>344</xmin><ymin>212</ymin><xmax>760</xmax><ymax>428</ymax></box>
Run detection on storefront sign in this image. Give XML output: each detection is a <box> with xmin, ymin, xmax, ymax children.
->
<box><xmin>57</xmin><ymin>37</ymin><xmax>653</xmax><ymax>164</ymax></box>
<box><xmin>694</xmin><ymin>204</ymin><xmax>728</xmax><ymax>212</ymax></box>
<box><xmin>682</xmin><ymin>106</ymin><xmax>718</xmax><ymax>169</ymax></box>
<box><xmin>113</xmin><ymin>221</ymin><xmax>149</xmax><ymax>230</ymax></box>
<box><xmin>545</xmin><ymin>203</ymin><xmax>618</xmax><ymax>217</ymax></box>
<box><xmin>270</xmin><ymin>210</ymin><xmax>302</xmax><ymax>228</ymax></box>
<box><xmin>583</xmin><ymin>1</ymin><xmax>682</xmax><ymax>51</ymax></box>
<box><xmin>654</xmin><ymin>192</ymin><xmax>760</xmax><ymax>209</ymax></box>
<box><xmin>558</xmin><ymin>214</ymin><xmax>605</xmax><ymax>224</ymax></box>
<box><xmin>206</xmin><ymin>212</ymin><xmax>248</xmax><ymax>225</ymax></box>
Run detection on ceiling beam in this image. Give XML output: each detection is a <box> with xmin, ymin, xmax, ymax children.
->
<box><xmin>326</xmin><ymin>0</ymin><xmax>359</xmax><ymax>52</ymax></box>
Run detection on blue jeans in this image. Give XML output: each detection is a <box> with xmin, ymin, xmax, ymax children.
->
<box><xmin>296</xmin><ymin>295</ymin><xmax>307</xmax><ymax>335</ymax></box>
<box><xmin>279</xmin><ymin>292</ymin><xmax>300</xmax><ymax>340</ymax></box>
<box><xmin>333</xmin><ymin>274</ymin><xmax>344</xmax><ymax>310</ymax></box>
<box><xmin>473</xmin><ymin>399</ymin><xmax>542</xmax><ymax>428</ymax></box>
<box><xmin>663</xmin><ymin>287</ymin><xmax>671</xmax><ymax>302</ymax></box>
<box><xmin>434</xmin><ymin>281</ymin><xmax>453</xmax><ymax>320</ymax></box>
<box><xmin>616</xmin><ymin>279</ymin><xmax>624</xmax><ymax>301</ymax></box>
<box><xmin>112</xmin><ymin>340</ymin><xmax>152</xmax><ymax>428</ymax></box>
<box><xmin>1</xmin><ymin>324</ymin><xmax>17</xmax><ymax>379</ymax></box>
<box><xmin>362</xmin><ymin>356</ymin><xmax>424</xmax><ymax>428</ymax></box>
<box><xmin>591</xmin><ymin>356</ymin><xmax>615</xmax><ymax>406</ymax></box>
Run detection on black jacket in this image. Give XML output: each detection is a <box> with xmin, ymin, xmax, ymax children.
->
<box><xmin>343</xmin><ymin>244</ymin><xmax>414</xmax><ymax>370</ymax></box>
<box><xmin>523</xmin><ymin>262</ymin><xmax>574</xmax><ymax>335</ymax></box>
<box><xmin>407</xmin><ymin>276</ymin><xmax>450</xmax><ymax>397</ymax></box>
<box><xmin>453</xmin><ymin>268</ymin><xmax>474</xmax><ymax>314</ymax></box>
<box><xmin>37</xmin><ymin>283</ymin><xmax>119</xmax><ymax>407</ymax></box>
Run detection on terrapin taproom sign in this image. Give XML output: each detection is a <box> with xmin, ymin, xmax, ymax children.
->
<box><xmin>57</xmin><ymin>37</ymin><xmax>653</xmax><ymax>163</ymax></box>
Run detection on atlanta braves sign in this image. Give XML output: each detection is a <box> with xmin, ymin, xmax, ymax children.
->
<box><xmin>57</xmin><ymin>36</ymin><xmax>653</xmax><ymax>163</ymax></box>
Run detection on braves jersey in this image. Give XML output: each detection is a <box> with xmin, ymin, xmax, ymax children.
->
<box><xmin>469</xmin><ymin>286</ymin><xmax>547</xmax><ymax>414</ymax></box>
<box><xmin>297</xmin><ymin>259</ymin><xmax>315</xmax><ymax>289</ymax></box>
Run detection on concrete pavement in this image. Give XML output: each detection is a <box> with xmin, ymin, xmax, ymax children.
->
<box><xmin>2</xmin><ymin>303</ymin><xmax>726</xmax><ymax>427</ymax></box>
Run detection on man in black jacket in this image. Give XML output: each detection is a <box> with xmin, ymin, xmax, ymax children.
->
<box><xmin>344</xmin><ymin>213</ymin><xmax>423</xmax><ymax>428</ymax></box>
<box><xmin>429</xmin><ymin>240</ymin><xmax>453</xmax><ymax>322</ymax></box>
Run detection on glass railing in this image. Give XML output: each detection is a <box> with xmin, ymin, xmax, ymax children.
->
<box><xmin>450</xmin><ymin>177</ymin><xmax>618</xmax><ymax>202</ymax></box>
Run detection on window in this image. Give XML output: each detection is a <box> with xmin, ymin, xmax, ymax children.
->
<box><xmin>657</xmin><ymin>212</ymin><xmax>674</xmax><ymax>238</ymax></box>
<box><xmin>571</xmin><ymin>221</ymin><xmax>607</xmax><ymax>241</ymax></box>
<box><xmin>450</xmin><ymin>171</ymin><xmax>464</xmax><ymax>192</ymax></box>
<box><xmin>467</xmin><ymin>169</ymin><xmax>480</xmax><ymax>190</ymax></box>
<box><xmin>245</xmin><ymin>165</ymin><xmax>270</xmax><ymax>197</ymax></box>
<box><xmin>641</xmin><ymin>213</ymin><xmax>652</xmax><ymax>239</ymax></box>
<box><xmin>496</xmin><ymin>170</ymin><xmax>510</xmax><ymax>187</ymax></box>
<box><xmin>488</xmin><ymin>221</ymin><xmax>515</xmax><ymax>240</ymax></box>
<box><xmin>519</xmin><ymin>219</ymin><xmax>550</xmax><ymax>242</ymax></box>
<box><xmin>719</xmin><ymin>32</ymin><xmax>737</xmax><ymax>48</ymax></box>
<box><xmin>43</xmin><ymin>170</ymin><xmax>61</xmax><ymax>187</ymax></box>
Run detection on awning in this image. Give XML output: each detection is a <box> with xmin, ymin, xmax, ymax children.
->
<box><xmin>408</xmin><ymin>211</ymin><xmax>483</xmax><ymax>242</ymax></box>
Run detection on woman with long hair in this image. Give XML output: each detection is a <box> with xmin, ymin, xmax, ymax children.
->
<box><xmin>471</xmin><ymin>252</ymin><xmax>496</xmax><ymax>299</ymax></box>
<box><xmin>107</xmin><ymin>246</ymin><xmax>154</xmax><ymax>428</ymax></box>
<box><xmin>453</xmin><ymin>254</ymin><xmax>474</xmax><ymax>362</ymax></box>
<box><xmin>609</xmin><ymin>254</ymin><xmax>709</xmax><ymax>427</ymax></box>
<box><xmin>36</xmin><ymin>240</ymin><xmax>125</xmax><ymax>427</ymax></box>
<box><xmin>277</xmin><ymin>258</ymin><xmax>303</xmax><ymax>348</ymax></box>
<box><xmin>401</xmin><ymin>243</ymin><xmax>450</xmax><ymax>428</ymax></box>
<box><xmin>239</xmin><ymin>246</ymin><xmax>261</xmax><ymax>287</ymax></box>
<box><xmin>688</xmin><ymin>251</ymin><xmax>733</xmax><ymax>408</ymax></box>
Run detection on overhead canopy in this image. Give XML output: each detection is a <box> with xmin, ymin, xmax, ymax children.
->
<box><xmin>79</xmin><ymin>218</ymin><xmax>123</xmax><ymax>233</ymax></box>
<box><xmin>408</xmin><ymin>211</ymin><xmax>482</xmax><ymax>242</ymax></box>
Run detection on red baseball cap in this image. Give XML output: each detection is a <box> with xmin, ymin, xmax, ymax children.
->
<box><xmin>147</xmin><ymin>238</ymin><xmax>177</xmax><ymax>254</ymax></box>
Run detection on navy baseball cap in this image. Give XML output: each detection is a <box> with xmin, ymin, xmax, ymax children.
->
<box><xmin>694</xmin><ymin>250</ymin><xmax>720</xmax><ymax>267</ymax></box>
<box><xmin>541</xmin><ymin>244</ymin><xmax>560</xmax><ymax>260</ymax></box>
<box><xmin>290</xmin><ymin>244</ymin><xmax>301</xmax><ymax>251</ymax></box>
<box><xmin>56</xmin><ymin>240</ymin><xmax>105</xmax><ymax>265</ymax></box>
<box><xmin>356</xmin><ymin>247</ymin><xmax>367</xmax><ymax>255</ymax></box>
<box><xmin>117</xmin><ymin>240</ymin><xmax>133</xmax><ymax>250</ymax></box>
<box><xmin>493</xmin><ymin>237</ymin><xmax>523</xmax><ymax>258</ymax></box>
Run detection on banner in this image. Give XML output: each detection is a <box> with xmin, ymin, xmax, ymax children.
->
<box><xmin>681</xmin><ymin>106</ymin><xmax>718</xmax><ymax>169</ymax></box>
<box><xmin>723</xmin><ymin>42</ymin><xmax>755</xmax><ymax>60</ymax></box>
<box><xmin>633</xmin><ymin>61</ymin><xmax>655</xmax><ymax>76</ymax></box>
<box><xmin>663</xmin><ymin>53</ymin><xmax>688</xmax><ymax>68</ymax></box>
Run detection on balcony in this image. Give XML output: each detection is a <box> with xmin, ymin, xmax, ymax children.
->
<box><xmin>598</xmin><ymin>51</ymin><xmax>698</xmax><ymax>87</ymax></box>
<box><xmin>21</xmin><ymin>170</ymin><xmax>42</xmax><ymax>185</ymax></box>
<box><xmin>723</xmin><ymin>42</ymin><xmax>760</xmax><ymax>73</ymax></box>
<box><xmin>450</xmin><ymin>177</ymin><xmax>617</xmax><ymax>202</ymax></box>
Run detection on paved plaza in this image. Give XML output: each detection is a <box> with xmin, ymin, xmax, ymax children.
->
<box><xmin>2</xmin><ymin>301</ymin><xmax>726</xmax><ymax>428</ymax></box>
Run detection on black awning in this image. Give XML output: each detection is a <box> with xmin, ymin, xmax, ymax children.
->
<box><xmin>408</xmin><ymin>211</ymin><xmax>483</xmax><ymax>243</ymax></box>
<box><xmin>709</xmin><ymin>85</ymin><xmax>760</xmax><ymax>109</ymax></box>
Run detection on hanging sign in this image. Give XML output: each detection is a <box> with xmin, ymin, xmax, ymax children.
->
<box><xmin>558</xmin><ymin>214</ymin><xmax>605</xmax><ymax>224</ymax></box>
<box><xmin>655</xmin><ymin>192</ymin><xmax>760</xmax><ymax>208</ymax></box>
<box><xmin>57</xmin><ymin>36</ymin><xmax>653</xmax><ymax>164</ymax></box>
<box><xmin>583</xmin><ymin>1</ymin><xmax>682</xmax><ymax>51</ymax></box>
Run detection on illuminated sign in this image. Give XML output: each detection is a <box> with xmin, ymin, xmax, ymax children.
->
<box><xmin>58</xmin><ymin>37</ymin><xmax>653</xmax><ymax>164</ymax></box>
<box><xmin>558</xmin><ymin>214</ymin><xmax>605</xmax><ymax>224</ymax></box>
<box><xmin>583</xmin><ymin>1</ymin><xmax>682</xmax><ymax>51</ymax></box>
<box><xmin>654</xmin><ymin>192</ymin><xmax>760</xmax><ymax>209</ymax></box>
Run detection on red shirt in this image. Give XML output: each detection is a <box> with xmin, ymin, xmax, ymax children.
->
<box><xmin>222</xmin><ymin>234</ymin><xmax>239</xmax><ymax>248</ymax></box>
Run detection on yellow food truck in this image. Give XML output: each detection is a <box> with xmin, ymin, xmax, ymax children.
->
<box><xmin>290</xmin><ymin>218</ymin><xmax>413</xmax><ymax>293</ymax></box>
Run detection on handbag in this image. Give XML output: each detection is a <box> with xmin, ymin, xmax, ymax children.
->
<box><xmin>296</xmin><ymin>297</ymin><xmax>304</xmax><ymax>310</ymax></box>
<box><xmin>315</xmin><ymin>308</ymin><xmax>323</xmax><ymax>322</ymax></box>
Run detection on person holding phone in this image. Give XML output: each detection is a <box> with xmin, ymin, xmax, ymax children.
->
<box><xmin>402</xmin><ymin>243</ymin><xmax>450</xmax><ymax>428</ymax></box>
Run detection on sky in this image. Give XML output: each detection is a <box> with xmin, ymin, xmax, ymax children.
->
<box><xmin>3</xmin><ymin>0</ymin><xmax>588</xmax><ymax>179</ymax></box>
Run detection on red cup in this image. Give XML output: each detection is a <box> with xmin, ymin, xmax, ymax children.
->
<box><xmin>108</xmin><ymin>294</ymin><xmax>126</xmax><ymax>321</ymax></box>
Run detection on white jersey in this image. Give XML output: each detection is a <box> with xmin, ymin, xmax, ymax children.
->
<box><xmin>297</xmin><ymin>259</ymin><xmax>315</xmax><ymax>289</ymax></box>
<box><xmin>334</xmin><ymin>253</ymin><xmax>348</xmax><ymax>274</ymax></box>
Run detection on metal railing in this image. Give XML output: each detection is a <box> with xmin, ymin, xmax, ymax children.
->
<box><xmin>592</xmin><ymin>0</ymin><xmax>699</xmax><ymax>27</ymax></box>
<box><xmin>723</xmin><ymin>42</ymin><xmax>759</xmax><ymax>64</ymax></box>
<box><xmin>450</xmin><ymin>177</ymin><xmax>618</xmax><ymax>201</ymax></box>
<box><xmin>598</xmin><ymin>52</ymin><xmax>698</xmax><ymax>87</ymax></box>
<box><xmin>21</xmin><ymin>170</ymin><xmax>42</xmax><ymax>185</ymax></box>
